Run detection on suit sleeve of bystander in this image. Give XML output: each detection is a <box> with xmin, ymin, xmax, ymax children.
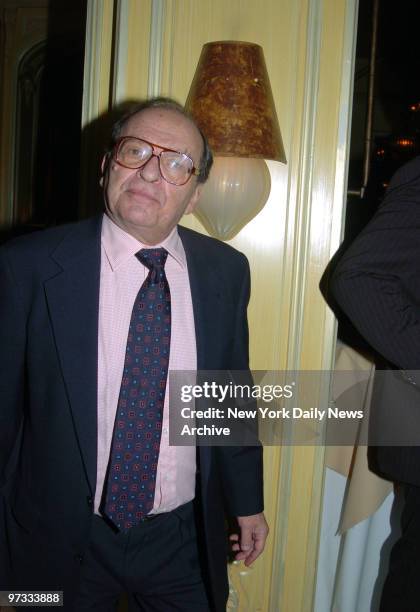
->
<box><xmin>330</xmin><ymin>158</ymin><xmax>420</xmax><ymax>380</ymax></box>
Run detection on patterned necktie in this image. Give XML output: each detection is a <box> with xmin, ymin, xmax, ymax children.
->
<box><xmin>103</xmin><ymin>248</ymin><xmax>171</xmax><ymax>531</ymax></box>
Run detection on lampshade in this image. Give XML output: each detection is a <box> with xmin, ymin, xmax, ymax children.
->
<box><xmin>185</xmin><ymin>41</ymin><xmax>286</xmax><ymax>240</ymax></box>
<box><xmin>186</xmin><ymin>41</ymin><xmax>286</xmax><ymax>162</ymax></box>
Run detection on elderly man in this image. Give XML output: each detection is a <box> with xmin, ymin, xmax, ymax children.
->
<box><xmin>0</xmin><ymin>98</ymin><xmax>268</xmax><ymax>611</ymax></box>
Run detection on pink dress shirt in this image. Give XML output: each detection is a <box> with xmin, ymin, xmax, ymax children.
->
<box><xmin>94</xmin><ymin>214</ymin><xmax>197</xmax><ymax>514</ymax></box>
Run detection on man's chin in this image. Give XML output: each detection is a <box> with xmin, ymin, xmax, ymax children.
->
<box><xmin>118</xmin><ymin>202</ymin><xmax>158</xmax><ymax>227</ymax></box>
<box><xmin>124</xmin><ymin>217</ymin><xmax>166</xmax><ymax>244</ymax></box>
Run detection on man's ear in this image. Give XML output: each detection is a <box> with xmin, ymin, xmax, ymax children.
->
<box><xmin>185</xmin><ymin>184</ymin><xmax>203</xmax><ymax>215</ymax></box>
<box><xmin>99</xmin><ymin>153</ymin><xmax>109</xmax><ymax>187</ymax></box>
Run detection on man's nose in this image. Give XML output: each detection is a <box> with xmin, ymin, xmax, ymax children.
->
<box><xmin>137</xmin><ymin>155</ymin><xmax>161</xmax><ymax>182</ymax></box>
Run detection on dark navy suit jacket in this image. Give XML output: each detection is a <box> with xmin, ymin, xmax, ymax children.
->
<box><xmin>0</xmin><ymin>215</ymin><xmax>263</xmax><ymax>611</ymax></box>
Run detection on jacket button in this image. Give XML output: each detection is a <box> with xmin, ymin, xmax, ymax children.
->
<box><xmin>86</xmin><ymin>496</ymin><xmax>93</xmax><ymax>508</ymax></box>
<box><xmin>75</xmin><ymin>554</ymin><xmax>84</xmax><ymax>564</ymax></box>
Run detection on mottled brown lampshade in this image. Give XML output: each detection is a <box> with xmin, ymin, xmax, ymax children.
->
<box><xmin>185</xmin><ymin>41</ymin><xmax>286</xmax><ymax>163</ymax></box>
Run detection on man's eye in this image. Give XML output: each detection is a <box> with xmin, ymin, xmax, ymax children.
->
<box><xmin>165</xmin><ymin>155</ymin><xmax>186</xmax><ymax>169</ymax></box>
<box><xmin>168</xmin><ymin>158</ymin><xmax>182</xmax><ymax>168</ymax></box>
<box><xmin>128</xmin><ymin>147</ymin><xmax>145</xmax><ymax>157</ymax></box>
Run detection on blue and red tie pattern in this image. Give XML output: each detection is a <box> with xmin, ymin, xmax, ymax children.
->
<box><xmin>103</xmin><ymin>248</ymin><xmax>171</xmax><ymax>531</ymax></box>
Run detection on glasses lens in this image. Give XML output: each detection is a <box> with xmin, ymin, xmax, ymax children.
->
<box><xmin>160</xmin><ymin>152</ymin><xmax>193</xmax><ymax>185</ymax></box>
<box><xmin>116</xmin><ymin>138</ymin><xmax>151</xmax><ymax>168</ymax></box>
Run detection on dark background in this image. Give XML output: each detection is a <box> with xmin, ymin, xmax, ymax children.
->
<box><xmin>346</xmin><ymin>0</ymin><xmax>420</xmax><ymax>242</ymax></box>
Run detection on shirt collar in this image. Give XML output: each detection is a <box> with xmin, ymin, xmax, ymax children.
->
<box><xmin>101</xmin><ymin>213</ymin><xmax>186</xmax><ymax>271</ymax></box>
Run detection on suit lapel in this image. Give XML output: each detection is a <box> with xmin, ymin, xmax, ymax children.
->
<box><xmin>44</xmin><ymin>217</ymin><xmax>102</xmax><ymax>494</ymax></box>
<box><xmin>178</xmin><ymin>226</ymin><xmax>223</xmax><ymax>370</ymax></box>
<box><xmin>178</xmin><ymin>226</ymin><xmax>225</xmax><ymax>491</ymax></box>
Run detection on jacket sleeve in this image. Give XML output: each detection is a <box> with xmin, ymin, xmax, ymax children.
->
<box><xmin>217</xmin><ymin>256</ymin><xmax>264</xmax><ymax>517</ymax></box>
<box><xmin>330</xmin><ymin>160</ymin><xmax>420</xmax><ymax>374</ymax></box>
<box><xmin>0</xmin><ymin>247</ymin><xmax>26</xmax><ymax>488</ymax></box>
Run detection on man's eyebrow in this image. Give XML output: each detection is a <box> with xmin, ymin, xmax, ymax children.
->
<box><xmin>156</xmin><ymin>141</ymin><xmax>190</xmax><ymax>156</ymax></box>
<box><xmin>126</xmin><ymin>136</ymin><xmax>195</xmax><ymax>160</ymax></box>
<box><xmin>170</xmin><ymin>145</ymin><xmax>195</xmax><ymax>160</ymax></box>
<box><xmin>167</xmin><ymin>143</ymin><xmax>191</xmax><ymax>156</ymax></box>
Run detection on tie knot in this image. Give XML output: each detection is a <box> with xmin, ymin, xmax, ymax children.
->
<box><xmin>136</xmin><ymin>248</ymin><xmax>168</xmax><ymax>284</ymax></box>
<box><xmin>136</xmin><ymin>248</ymin><xmax>168</xmax><ymax>269</ymax></box>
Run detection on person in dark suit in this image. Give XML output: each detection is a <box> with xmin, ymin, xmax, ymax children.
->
<box><xmin>0</xmin><ymin>98</ymin><xmax>268</xmax><ymax>611</ymax></box>
<box><xmin>330</xmin><ymin>155</ymin><xmax>420</xmax><ymax>611</ymax></box>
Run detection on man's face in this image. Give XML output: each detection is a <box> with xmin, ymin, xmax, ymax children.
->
<box><xmin>101</xmin><ymin>107</ymin><xmax>203</xmax><ymax>244</ymax></box>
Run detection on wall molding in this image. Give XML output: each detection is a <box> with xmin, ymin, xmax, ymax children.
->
<box><xmin>147</xmin><ymin>0</ymin><xmax>165</xmax><ymax>97</ymax></box>
<box><xmin>112</xmin><ymin>0</ymin><xmax>129</xmax><ymax>105</ymax></box>
<box><xmin>268</xmin><ymin>1</ymin><xmax>323</xmax><ymax>608</ymax></box>
<box><xmin>81</xmin><ymin>0</ymin><xmax>113</xmax><ymax>128</ymax></box>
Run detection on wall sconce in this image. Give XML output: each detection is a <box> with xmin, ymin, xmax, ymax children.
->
<box><xmin>185</xmin><ymin>41</ymin><xmax>286</xmax><ymax>241</ymax></box>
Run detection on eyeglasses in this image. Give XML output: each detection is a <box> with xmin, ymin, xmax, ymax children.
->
<box><xmin>113</xmin><ymin>136</ymin><xmax>200</xmax><ymax>186</ymax></box>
